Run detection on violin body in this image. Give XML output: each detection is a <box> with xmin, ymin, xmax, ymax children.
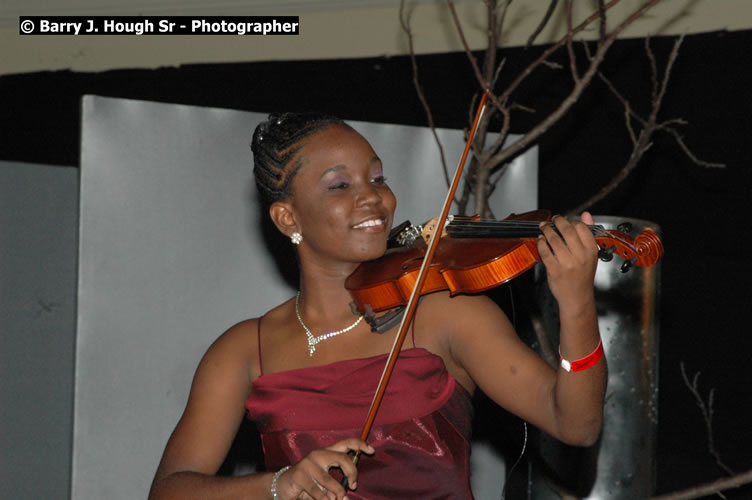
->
<box><xmin>345</xmin><ymin>210</ymin><xmax>663</xmax><ymax>314</ymax></box>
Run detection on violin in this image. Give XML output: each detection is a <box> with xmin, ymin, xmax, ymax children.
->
<box><xmin>345</xmin><ymin>209</ymin><xmax>663</xmax><ymax>315</ymax></box>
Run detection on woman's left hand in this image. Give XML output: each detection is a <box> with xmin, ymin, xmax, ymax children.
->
<box><xmin>537</xmin><ymin>211</ymin><xmax>599</xmax><ymax>312</ymax></box>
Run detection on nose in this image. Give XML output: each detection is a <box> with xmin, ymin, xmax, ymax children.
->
<box><xmin>355</xmin><ymin>181</ymin><xmax>383</xmax><ymax>207</ymax></box>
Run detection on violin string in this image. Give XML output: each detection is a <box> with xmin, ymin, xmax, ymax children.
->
<box><xmin>449</xmin><ymin>219</ymin><xmax>608</xmax><ymax>231</ymax></box>
<box><xmin>447</xmin><ymin>219</ymin><xmax>613</xmax><ymax>238</ymax></box>
<box><xmin>442</xmin><ymin>217</ymin><xmax>650</xmax><ymax>265</ymax></box>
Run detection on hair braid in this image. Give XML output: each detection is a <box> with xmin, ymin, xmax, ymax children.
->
<box><xmin>251</xmin><ymin>112</ymin><xmax>347</xmax><ymax>209</ymax></box>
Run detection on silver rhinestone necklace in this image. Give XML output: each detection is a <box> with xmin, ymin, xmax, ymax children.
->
<box><xmin>295</xmin><ymin>292</ymin><xmax>364</xmax><ymax>356</ymax></box>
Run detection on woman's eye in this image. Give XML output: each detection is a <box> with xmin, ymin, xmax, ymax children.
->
<box><xmin>372</xmin><ymin>176</ymin><xmax>387</xmax><ymax>185</ymax></box>
<box><xmin>328</xmin><ymin>182</ymin><xmax>349</xmax><ymax>190</ymax></box>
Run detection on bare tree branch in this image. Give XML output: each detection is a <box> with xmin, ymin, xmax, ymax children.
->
<box><xmin>679</xmin><ymin>363</ymin><xmax>735</xmax><ymax>476</ymax></box>
<box><xmin>499</xmin><ymin>0</ymin><xmax>625</xmax><ymax>104</ymax></box>
<box><xmin>646</xmin><ymin>33</ymin><xmax>660</xmax><ymax>102</ymax></box>
<box><xmin>527</xmin><ymin>0</ymin><xmax>559</xmax><ymax>48</ymax></box>
<box><xmin>494</xmin><ymin>0</ymin><xmax>513</xmax><ymax>44</ymax></box>
<box><xmin>652</xmin><ymin>34</ymin><xmax>679</xmax><ymax>118</ymax></box>
<box><xmin>447</xmin><ymin>0</ymin><xmax>511</xmax><ymax>133</ymax></box>
<box><xmin>447</xmin><ymin>0</ymin><xmax>487</xmax><ymax>89</ymax></box>
<box><xmin>659</xmin><ymin>126</ymin><xmax>726</xmax><ymax>169</ymax></box>
<box><xmin>399</xmin><ymin>0</ymin><xmax>451</xmax><ymax>187</ymax></box>
<box><xmin>597</xmin><ymin>0</ymin><xmax>607</xmax><ymax>42</ymax></box>
<box><xmin>595</xmin><ymin>64</ymin><xmax>640</xmax><ymax>143</ymax></box>
<box><xmin>444</xmin><ymin>0</ymin><xmax>661</xmax><ymax>218</ymax></box>
<box><xmin>565</xmin><ymin>1</ymin><xmax>581</xmax><ymax>83</ymax></box>
<box><xmin>569</xmin><ymin>34</ymin><xmax>724</xmax><ymax>214</ymax></box>
<box><xmin>650</xmin><ymin>469</ymin><xmax>752</xmax><ymax>500</ymax></box>
<box><xmin>482</xmin><ymin>0</ymin><xmax>498</xmax><ymax>84</ymax></box>
<box><xmin>647</xmin><ymin>363</ymin><xmax>752</xmax><ymax>500</ymax></box>
<box><xmin>486</xmin><ymin>0</ymin><xmax>660</xmax><ymax>170</ymax></box>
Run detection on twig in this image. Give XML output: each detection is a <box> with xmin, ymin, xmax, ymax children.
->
<box><xmin>649</xmin><ymin>363</ymin><xmax>752</xmax><ymax>499</ymax></box>
<box><xmin>597</xmin><ymin>0</ymin><xmax>607</xmax><ymax>42</ymax></box>
<box><xmin>485</xmin><ymin>0</ymin><xmax>660</xmax><ymax>172</ymax></box>
<box><xmin>482</xmin><ymin>0</ymin><xmax>498</xmax><ymax>85</ymax></box>
<box><xmin>650</xmin><ymin>469</ymin><xmax>752</xmax><ymax>500</ymax></box>
<box><xmin>487</xmin><ymin>2</ymin><xmax>652</xmax><ymax>171</ymax></box>
<box><xmin>569</xmin><ymin>35</ymin><xmax>672</xmax><ymax>214</ymax></box>
<box><xmin>569</xmin><ymin>34</ymin><xmax>724</xmax><ymax>214</ymax></box>
<box><xmin>527</xmin><ymin>0</ymin><xmax>559</xmax><ymax>48</ymax></box>
<box><xmin>447</xmin><ymin>0</ymin><xmax>488</xmax><ymax>90</ymax></box>
<box><xmin>399</xmin><ymin>0</ymin><xmax>451</xmax><ymax>188</ymax></box>
<box><xmin>659</xmin><ymin>126</ymin><xmax>726</xmax><ymax>169</ymax></box>
<box><xmin>499</xmin><ymin>0</ymin><xmax>626</xmax><ymax>104</ymax></box>
<box><xmin>447</xmin><ymin>0</ymin><xmax>507</xmax><ymax>123</ymax></box>
<box><xmin>565</xmin><ymin>0</ymin><xmax>581</xmax><ymax>83</ymax></box>
<box><xmin>494</xmin><ymin>0</ymin><xmax>513</xmax><ymax>44</ymax></box>
<box><xmin>646</xmin><ymin>34</ymin><xmax>660</xmax><ymax>102</ymax></box>
<box><xmin>595</xmin><ymin>65</ymin><xmax>640</xmax><ymax>143</ymax></box>
<box><xmin>679</xmin><ymin>362</ymin><xmax>735</xmax><ymax>476</ymax></box>
<box><xmin>447</xmin><ymin>0</ymin><xmax>659</xmax><ymax>217</ymax></box>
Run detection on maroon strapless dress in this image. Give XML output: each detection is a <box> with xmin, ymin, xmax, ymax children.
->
<box><xmin>245</xmin><ymin>347</ymin><xmax>474</xmax><ymax>499</ymax></box>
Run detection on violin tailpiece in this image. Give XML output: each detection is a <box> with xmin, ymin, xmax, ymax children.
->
<box><xmin>393</xmin><ymin>223</ymin><xmax>423</xmax><ymax>248</ymax></box>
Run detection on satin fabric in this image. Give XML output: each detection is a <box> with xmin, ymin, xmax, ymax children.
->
<box><xmin>245</xmin><ymin>347</ymin><xmax>474</xmax><ymax>499</ymax></box>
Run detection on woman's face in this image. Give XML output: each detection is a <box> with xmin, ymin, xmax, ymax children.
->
<box><xmin>284</xmin><ymin>125</ymin><xmax>397</xmax><ymax>267</ymax></box>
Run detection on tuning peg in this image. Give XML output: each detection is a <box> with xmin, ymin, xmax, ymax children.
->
<box><xmin>598</xmin><ymin>245</ymin><xmax>616</xmax><ymax>262</ymax></box>
<box><xmin>620</xmin><ymin>257</ymin><xmax>638</xmax><ymax>273</ymax></box>
<box><xmin>617</xmin><ymin>222</ymin><xmax>633</xmax><ymax>233</ymax></box>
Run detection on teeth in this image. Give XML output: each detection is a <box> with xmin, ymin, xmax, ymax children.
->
<box><xmin>353</xmin><ymin>219</ymin><xmax>384</xmax><ymax>229</ymax></box>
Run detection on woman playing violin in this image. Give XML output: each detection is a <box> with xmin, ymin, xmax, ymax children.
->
<box><xmin>149</xmin><ymin>112</ymin><xmax>607</xmax><ymax>500</ymax></box>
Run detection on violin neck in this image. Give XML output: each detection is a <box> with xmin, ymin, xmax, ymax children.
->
<box><xmin>445</xmin><ymin>220</ymin><xmax>605</xmax><ymax>239</ymax></box>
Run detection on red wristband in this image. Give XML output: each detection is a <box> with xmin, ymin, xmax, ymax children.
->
<box><xmin>560</xmin><ymin>339</ymin><xmax>604</xmax><ymax>372</ymax></box>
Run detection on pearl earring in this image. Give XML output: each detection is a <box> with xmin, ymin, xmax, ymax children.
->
<box><xmin>290</xmin><ymin>231</ymin><xmax>303</xmax><ymax>245</ymax></box>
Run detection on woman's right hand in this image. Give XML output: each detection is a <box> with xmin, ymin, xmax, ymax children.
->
<box><xmin>274</xmin><ymin>438</ymin><xmax>374</xmax><ymax>500</ymax></box>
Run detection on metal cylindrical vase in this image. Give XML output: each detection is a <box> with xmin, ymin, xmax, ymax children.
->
<box><xmin>529</xmin><ymin>216</ymin><xmax>661</xmax><ymax>499</ymax></box>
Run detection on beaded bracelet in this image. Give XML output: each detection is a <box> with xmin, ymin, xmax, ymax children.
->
<box><xmin>270</xmin><ymin>465</ymin><xmax>291</xmax><ymax>500</ymax></box>
<box><xmin>560</xmin><ymin>339</ymin><xmax>604</xmax><ymax>372</ymax></box>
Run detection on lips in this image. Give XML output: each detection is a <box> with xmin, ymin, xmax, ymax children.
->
<box><xmin>352</xmin><ymin>217</ymin><xmax>386</xmax><ymax>229</ymax></box>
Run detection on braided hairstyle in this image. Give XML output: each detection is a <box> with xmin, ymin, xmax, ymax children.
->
<box><xmin>251</xmin><ymin>112</ymin><xmax>349</xmax><ymax>210</ymax></box>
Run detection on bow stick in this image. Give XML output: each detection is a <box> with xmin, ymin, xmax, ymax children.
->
<box><xmin>344</xmin><ymin>89</ymin><xmax>490</xmax><ymax>485</ymax></box>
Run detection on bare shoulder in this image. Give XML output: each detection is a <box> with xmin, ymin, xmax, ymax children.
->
<box><xmin>413</xmin><ymin>291</ymin><xmax>518</xmax><ymax>391</ymax></box>
<box><xmin>204</xmin><ymin>298</ymin><xmax>295</xmax><ymax>382</ymax></box>
<box><xmin>200</xmin><ymin>316</ymin><xmax>262</xmax><ymax>383</ymax></box>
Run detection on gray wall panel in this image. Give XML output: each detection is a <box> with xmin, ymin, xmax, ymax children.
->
<box><xmin>1</xmin><ymin>161</ymin><xmax>78</xmax><ymax>500</ymax></box>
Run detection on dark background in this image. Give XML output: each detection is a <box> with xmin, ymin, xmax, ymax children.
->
<box><xmin>2</xmin><ymin>29</ymin><xmax>750</xmax><ymax>498</ymax></box>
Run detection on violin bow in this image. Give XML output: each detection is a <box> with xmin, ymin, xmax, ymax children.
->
<box><xmin>345</xmin><ymin>89</ymin><xmax>491</xmax><ymax>480</ymax></box>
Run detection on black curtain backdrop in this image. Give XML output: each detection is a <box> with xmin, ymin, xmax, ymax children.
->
<box><xmin>2</xmin><ymin>29</ymin><xmax>750</xmax><ymax>498</ymax></box>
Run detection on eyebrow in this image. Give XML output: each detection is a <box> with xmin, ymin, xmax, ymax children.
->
<box><xmin>319</xmin><ymin>156</ymin><xmax>382</xmax><ymax>178</ymax></box>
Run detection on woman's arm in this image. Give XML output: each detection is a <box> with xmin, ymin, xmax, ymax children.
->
<box><xmin>148</xmin><ymin>320</ymin><xmax>266</xmax><ymax>499</ymax></box>
<box><xmin>149</xmin><ymin>319</ymin><xmax>373</xmax><ymax>500</ymax></box>
<box><xmin>535</xmin><ymin>211</ymin><xmax>606</xmax><ymax>444</ymax></box>
<box><xmin>427</xmin><ymin>213</ymin><xmax>606</xmax><ymax>446</ymax></box>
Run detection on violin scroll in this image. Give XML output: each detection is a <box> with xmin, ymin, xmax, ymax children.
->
<box><xmin>594</xmin><ymin>227</ymin><xmax>663</xmax><ymax>272</ymax></box>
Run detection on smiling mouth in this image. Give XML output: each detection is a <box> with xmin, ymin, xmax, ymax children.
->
<box><xmin>352</xmin><ymin>218</ymin><xmax>386</xmax><ymax>229</ymax></box>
